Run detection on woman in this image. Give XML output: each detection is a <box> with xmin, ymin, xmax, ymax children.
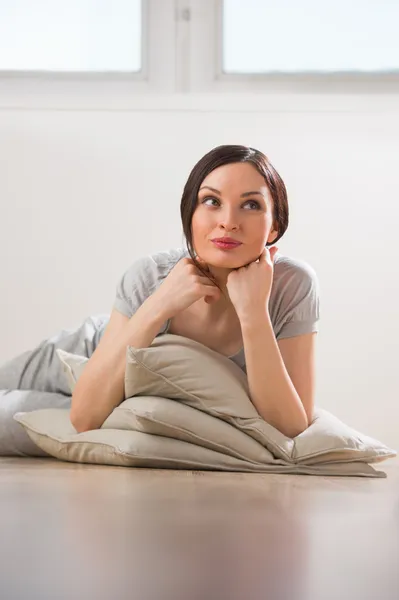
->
<box><xmin>71</xmin><ymin>144</ymin><xmax>320</xmax><ymax>438</ymax></box>
<box><xmin>0</xmin><ymin>144</ymin><xmax>319</xmax><ymax>453</ymax></box>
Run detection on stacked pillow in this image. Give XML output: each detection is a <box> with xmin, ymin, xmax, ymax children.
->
<box><xmin>14</xmin><ymin>334</ymin><xmax>397</xmax><ymax>477</ymax></box>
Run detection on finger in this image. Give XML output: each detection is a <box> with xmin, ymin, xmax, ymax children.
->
<box><xmin>259</xmin><ymin>247</ymin><xmax>268</xmax><ymax>262</ymax></box>
<box><xmin>195</xmin><ymin>256</ymin><xmax>210</xmax><ymax>271</ymax></box>
<box><xmin>202</xmin><ymin>285</ymin><xmax>221</xmax><ymax>303</ymax></box>
<box><xmin>197</xmin><ymin>264</ymin><xmax>218</xmax><ymax>285</ymax></box>
<box><xmin>204</xmin><ymin>293</ymin><xmax>219</xmax><ymax>304</ymax></box>
<box><xmin>270</xmin><ymin>246</ymin><xmax>279</xmax><ymax>261</ymax></box>
<box><xmin>197</xmin><ymin>274</ymin><xmax>218</xmax><ymax>287</ymax></box>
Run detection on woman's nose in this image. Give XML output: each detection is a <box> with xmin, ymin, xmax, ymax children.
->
<box><xmin>218</xmin><ymin>209</ymin><xmax>239</xmax><ymax>230</ymax></box>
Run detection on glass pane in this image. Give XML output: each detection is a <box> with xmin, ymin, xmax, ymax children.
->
<box><xmin>222</xmin><ymin>0</ymin><xmax>399</xmax><ymax>73</ymax></box>
<box><xmin>0</xmin><ymin>0</ymin><xmax>142</xmax><ymax>72</ymax></box>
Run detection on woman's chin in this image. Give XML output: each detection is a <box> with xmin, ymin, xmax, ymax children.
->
<box><xmin>206</xmin><ymin>255</ymin><xmax>248</xmax><ymax>270</ymax></box>
<box><xmin>197</xmin><ymin>245</ymin><xmax>260</xmax><ymax>269</ymax></box>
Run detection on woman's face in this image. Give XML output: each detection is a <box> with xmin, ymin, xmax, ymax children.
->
<box><xmin>191</xmin><ymin>162</ymin><xmax>278</xmax><ymax>270</ymax></box>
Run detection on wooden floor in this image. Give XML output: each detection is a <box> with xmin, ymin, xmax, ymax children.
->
<box><xmin>0</xmin><ymin>457</ymin><xmax>398</xmax><ymax>600</ymax></box>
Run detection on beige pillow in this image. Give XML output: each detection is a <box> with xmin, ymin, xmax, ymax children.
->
<box><xmin>13</xmin><ymin>409</ymin><xmax>388</xmax><ymax>478</ymax></box>
<box><xmin>56</xmin><ymin>348</ymin><xmax>273</xmax><ymax>464</ymax></box>
<box><xmin>56</xmin><ymin>335</ymin><xmax>397</xmax><ymax>467</ymax></box>
<box><xmin>13</xmin><ymin>408</ymin><xmax>265</xmax><ymax>472</ymax></box>
<box><xmin>123</xmin><ymin>334</ymin><xmax>397</xmax><ymax>465</ymax></box>
<box><xmin>104</xmin><ymin>396</ymin><xmax>274</xmax><ymax>464</ymax></box>
<box><xmin>56</xmin><ymin>349</ymin><xmax>86</xmax><ymax>392</ymax></box>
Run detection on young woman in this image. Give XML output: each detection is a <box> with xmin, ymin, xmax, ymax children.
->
<box><xmin>70</xmin><ymin>144</ymin><xmax>320</xmax><ymax>438</ymax></box>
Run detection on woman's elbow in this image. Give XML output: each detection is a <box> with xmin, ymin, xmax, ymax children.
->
<box><xmin>70</xmin><ymin>412</ymin><xmax>90</xmax><ymax>434</ymax></box>
<box><xmin>70</xmin><ymin>404</ymin><xmax>99</xmax><ymax>434</ymax></box>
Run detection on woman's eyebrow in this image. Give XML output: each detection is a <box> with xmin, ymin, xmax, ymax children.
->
<box><xmin>199</xmin><ymin>185</ymin><xmax>264</xmax><ymax>198</ymax></box>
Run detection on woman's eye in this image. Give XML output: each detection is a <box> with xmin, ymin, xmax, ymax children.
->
<box><xmin>201</xmin><ymin>197</ymin><xmax>260</xmax><ymax>210</ymax></box>
<box><xmin>203</xmin><ymin>197</ymin><xmax>219</xmax><ymax>206</ymax></box>
<box><xmin>244</xmin><ymin>200</ymin><xmax>261</xmax><ymax>210</ymax></box>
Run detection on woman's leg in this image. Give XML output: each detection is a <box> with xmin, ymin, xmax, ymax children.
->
<box><xmin>0</xmin><ymin>314</ymin><xmax>109</xmax><ymax>395</ymax></box>
<box><xmin>0</xmin><ymin>314</ymin><xmax>110</xmax><ymax>456</ymax></box>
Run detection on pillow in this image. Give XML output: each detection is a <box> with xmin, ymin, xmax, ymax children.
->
<box><xmin>56</xmin><ymin>335</ymin><xmax>397</xmax><ymax>467</ymax></box>
<box><xmin>123</xmin><ymin>334</ymin><xmax>397</xmax><ymax>465</ymax></box>
<box><xmin>57</xmin><ymin>342</ymin><xmax>294</xmax><ymax>460</ymax></box>
<box><xmin>104</xmin><ymin>396</ymin><xmax>275</xmax><ymax>465</ymax></box>
<box><xmin>0</xmin><ymin>389</ymin><xmax>71</xmax><ymax>457</ymax></box>
<box><xmin>13</xmin><ymin>409</ymin><xmax>388</xmax><ymax>477</ymax></box>
<box><xmin>56</xmin><ymin>349</ymin><xmax>86</xmax><ymax>393</ymax></box>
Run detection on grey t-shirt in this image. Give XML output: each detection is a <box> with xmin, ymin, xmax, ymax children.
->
<box><xmin>113</xmin><ymin>247</ymin><xmax>320</xmax><ymax>372</ymax></box>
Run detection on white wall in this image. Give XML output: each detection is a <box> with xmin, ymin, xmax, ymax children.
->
<box><xmin>0</xmin><ymin>93</ymin><xmax>398</xmax><ymax>449</ymax></box>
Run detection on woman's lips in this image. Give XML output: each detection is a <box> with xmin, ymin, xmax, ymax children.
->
<box><xmin>211</xmin><ymin>240</ymin><xmax>242</xmax><ymax>250</ymax></box>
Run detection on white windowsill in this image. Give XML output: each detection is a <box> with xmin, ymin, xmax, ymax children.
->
<box><xmin>0</xmin><ymin>84</ymin><xmax>398</xmax><ymax>113</ymax></box>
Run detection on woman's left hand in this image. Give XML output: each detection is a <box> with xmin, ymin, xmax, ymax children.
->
<box><xmin>227</xmin><ymin>246</ymin><xmax>279</xmax><ymax>320</ymax></box>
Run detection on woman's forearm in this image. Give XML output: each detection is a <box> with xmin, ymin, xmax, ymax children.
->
<box><xmin>240</xmin><ymin>311</ymin><xmax>308</xmax><ymax>438</ymax></box>
<box><xmin>70</xmin><ymin>297</ymin><xmax>168</xmax><ymax>432</ymax></box>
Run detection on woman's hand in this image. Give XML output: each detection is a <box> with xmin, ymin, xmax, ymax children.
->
<box><xmin>226</xmin><ymin>246</ymin><xmax>279</xmax><ymax>321</ymax></box>
<box><xmin>150</xmin><ymin>257</ymin><xmax>221</xmax><ymax>320</ymax></box>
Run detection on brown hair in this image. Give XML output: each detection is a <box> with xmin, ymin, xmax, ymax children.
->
<box><xmin>180</xmin><ymin>144</ymin><xmax>289</xmax><ymax>289</ymax></box>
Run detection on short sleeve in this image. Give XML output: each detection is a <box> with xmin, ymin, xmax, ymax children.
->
<box><xmin>113</xmin><ymin>256</ymin><xmax>158</xmax><ymax>319</ymax></box>
<box><xmin>113</xmin><ymin>248</ymin><xmax>188</xmax><ymax>332</ymax></box>
<box><xmin>273</xmin><ymin>259</ymin><xmax>320</xmax><ymax>341</ymax></box>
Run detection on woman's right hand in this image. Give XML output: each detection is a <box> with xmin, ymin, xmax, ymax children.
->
<box><xmin>150</xmin><ymin>257</ymin><xmax>221</xmax><ymax>319</ymax></box>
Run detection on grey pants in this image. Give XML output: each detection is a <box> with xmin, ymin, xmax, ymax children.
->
<box><xmin>0</xmin><ymin>314</ymin><xmax>109</xmax><ymax>456</ymax></box>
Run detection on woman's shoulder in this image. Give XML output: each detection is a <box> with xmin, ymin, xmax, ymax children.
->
<box><xmin>121</xmin><ymin>247</ymin><xmax>188</xmax><ymax>287</ymax></box>
<box><xmin>270</xmin><ymin>251</ymin><xmax>320</xmax><ymax>339</ymax></box>
<box><xmin>114</xmin><ymin>247</ymin><xmax>188</xmax><ymax>318</ymax></box>
<box><xmin>272</xmin><ymin>251</ymin><xmax>319</xmax><ymax>293</ymax></box>
<box><xmin>147</xmin><ymin>246</ymin><xmax>189</xmax><ymax>269</ymax></box>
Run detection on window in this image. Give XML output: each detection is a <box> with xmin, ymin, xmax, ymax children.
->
<box><xmin>0</xmin><ymin>0</ymin><xmax>397</xmax><ymax>108</ymax></box>
<box><xmin>221</xmin><ymin>0</ymin><xmax>399</xmax><ymax>74</ymax></box>
<box><xmin>0</xmin><ymin>0</ymin><xmax>143</xmax><ymax>73</ymax></box>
